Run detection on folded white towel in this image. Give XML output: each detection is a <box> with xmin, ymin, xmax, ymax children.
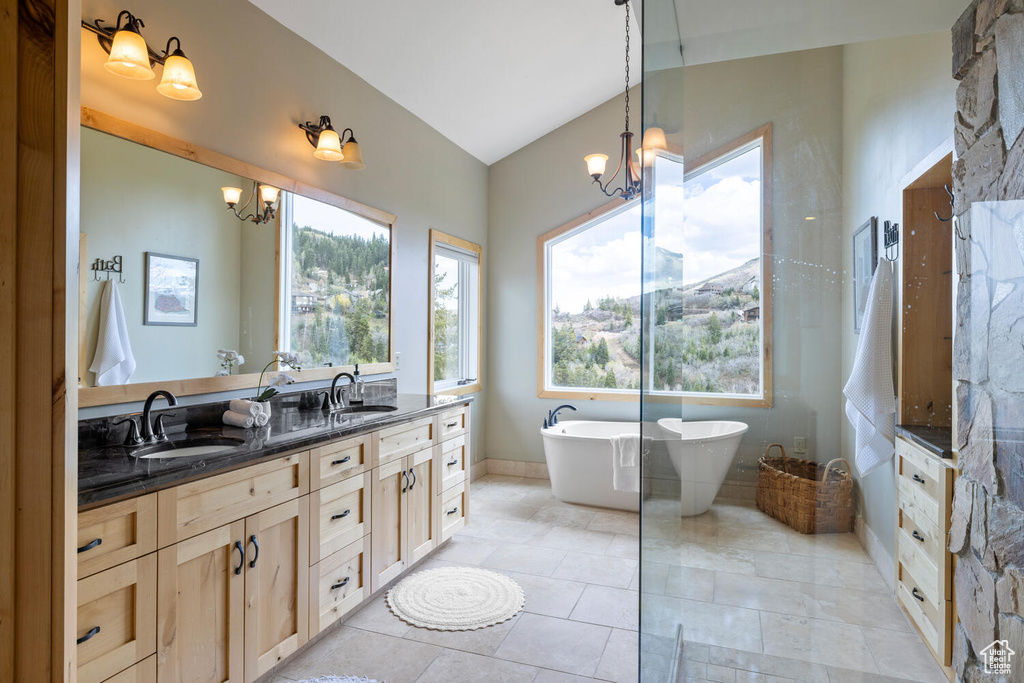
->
<box><xmin>89</xmin><ymin>280</ymin><xmax>136</xmax><ymax>386</ymax></box>
<box><xmin>844</xmin><ymin>258</ymin><xmax>897</xmax><ymax>476</ymax></box>
<box><xmin>223</xmin><ymin>411</ymin><xmax>255</xmax><ymax>429</ymax></box>
<box><xmin>254</xmin><ymin>411</ymin><xmax>269</xmax><ymax>427</ymax></box>
<box><xmin>230</xmin><ymin>399</ymin><xmax>261</xmax><ymax>417</ymax></box>
<box><xmin>611</xmin><ymin>434</ymin><xmax>641</xmax><ymax>492</ymax></box>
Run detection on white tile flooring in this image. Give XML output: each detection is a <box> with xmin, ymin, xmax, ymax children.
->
<box><xmin>265</xmin><ymin>476</ymin><xmax>946</xmax><ymax>683</ymax></box>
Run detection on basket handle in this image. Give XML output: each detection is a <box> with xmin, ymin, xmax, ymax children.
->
<box><xmin>765</xmin><ymin>443</ymin><xmax>787</xmax><ymax>461</ymax></box>
<box><xmin>822</xmin><ymin>458</ymin><xmax>851</xmax><ymax>480</ymax></box>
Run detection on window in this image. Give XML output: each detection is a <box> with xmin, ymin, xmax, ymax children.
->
<box><xmin>279</xmin><ymin>192</ymin><xmax>394</xmax><ymax>369</ymax></box>
<box><xmin>429</xmin><ymin>230</ymin><xmax>482</xmax><ymax>395</ymax></box>
<box><xmin>538</xmin><ymin>124</ymin><xmax>772</xmax><ymax>406</ymax></box>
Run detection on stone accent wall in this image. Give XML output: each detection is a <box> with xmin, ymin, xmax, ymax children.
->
<box><xmin>952</xmin><ymin>1</ymin><xmax>1024</xmax><ymax>680</ymax></box>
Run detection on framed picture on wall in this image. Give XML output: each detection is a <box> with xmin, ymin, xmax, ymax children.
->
<box><xmin>852</xmin><ymin>217</ymin><xmax>878</xmax><ymax>334</ymax></box>
<box><xmin>144</xmin><ymin>252</ymin><xmax>199</xmax><ymax>326</ymax></box>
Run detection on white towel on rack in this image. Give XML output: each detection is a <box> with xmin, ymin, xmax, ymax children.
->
<box><xmin>89</xmin><ymin>280</ymin><xmax>136</xmax><ymax>386</ymax></box>
<box><xmin>611</xmin><ymin>434</ymin><xmax>642</xmax><ymax>492</ymax></box>
<box><xmin>844</xmin><ymin>258</ymin><xmax>896</xmax><ymax>476</ymax></box>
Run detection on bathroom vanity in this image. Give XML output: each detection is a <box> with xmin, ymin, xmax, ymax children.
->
<box><xmin>75</xmin><ymin>396</ymin><xmax>471</xmax><ymax>683</ymax></box>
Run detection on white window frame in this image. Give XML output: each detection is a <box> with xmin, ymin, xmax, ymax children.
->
<box><xmin>428</xmin><ymin>230</ymin><xmax>482</xmax><ymax>395</ymax></box>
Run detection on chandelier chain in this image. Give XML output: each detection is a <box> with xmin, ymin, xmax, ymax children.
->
<box><xmin>624</xmin><ymin>0</ymin><xmax>630</xmax><ymax>133</ymax></box>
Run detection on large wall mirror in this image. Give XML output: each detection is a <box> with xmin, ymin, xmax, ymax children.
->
<box><xmin>79</xmin><ymin>108</ymin><xmax>396</xmax><ymax>407</ymax></box>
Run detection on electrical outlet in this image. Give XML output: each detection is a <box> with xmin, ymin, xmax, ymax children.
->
<box><xmin>794</xmin><ymin>437</ymin><xmax>807</xmax><ymax>454</ymax></box>
<box><xmin>395</xmin><ymin>351</ymin><xmax>401</xmax><ymax>370</ymax></box>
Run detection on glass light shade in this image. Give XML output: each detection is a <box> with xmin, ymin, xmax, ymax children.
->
<box><xmin>641</xmin><ymin>127</ymin><xmax>668</xmax><ymax>152</ymax></box>
<box><xmin>104</xmin><ymin>28</ymin><xmax>155</xmax><ymax>80</ymax></box>
<box><xmin>585</xmin><ymin>154</ymin><xmax>609</xmax><ymax>177</ymax></box>
<box><xmin>637</xmin><ymin>147</ymin><xmax>659</xmax><ymax>167</ymax></box>
<box><xmin>313</xmin><ymin>128</ymin><xmax>344</xmax><ymax>161</ymax></box>
<box><xmin>340</xmin><ymin>140</ymin><xmax>365</xmax><ymax>170</ymax></box>
<box><xmin>259</xmin><ymin>185</ymin><xmax>281</xmax><ymax>205</ymax></box>
<box><xmin>156</xmin><ymin>53</ymin><xmax>202</xmax><ymax>100</ymax></box>
<box><xmin>221</xmin><ymin>187</ymin><xmax>243</xmax><ymax>205</ymax></box>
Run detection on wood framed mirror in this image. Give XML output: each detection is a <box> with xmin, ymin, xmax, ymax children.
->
<box><xmin>78</xmin><ymin>107</ymin><xmax>397</xmax><ymax>407</ymax></box>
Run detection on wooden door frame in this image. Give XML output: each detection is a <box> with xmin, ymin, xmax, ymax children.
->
<box><xmin>0</xmin><ymin>0</ymin><xmax>80</xmax><ymax>680</ymax></box>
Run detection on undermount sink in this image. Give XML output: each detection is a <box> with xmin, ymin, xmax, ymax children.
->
<box><xmin>134</xmin><ymin>436</ymin><xmax>245</xmax><ymax>459</ymax></box>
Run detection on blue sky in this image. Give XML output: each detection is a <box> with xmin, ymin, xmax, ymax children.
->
<box><xmin>291</xmin><ymin>193</ymin><xmax>388</xmax><ymax>241</ymax></box>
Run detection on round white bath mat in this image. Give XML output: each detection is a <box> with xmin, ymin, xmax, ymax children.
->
<box><xmin>386</xmin><ymin>566</ymin><xmax>525</xmax><ymax>631</ymax></box>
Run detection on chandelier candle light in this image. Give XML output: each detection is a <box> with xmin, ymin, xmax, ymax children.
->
<box><xmin>585</xmin><ymin>0</ymin><xmax>666</xmax><ymax>200</ymax></box>
<box><xmin>221</xmin><ymin>182</ymin><xmax>281</xmax><ymax>225</ymax></box>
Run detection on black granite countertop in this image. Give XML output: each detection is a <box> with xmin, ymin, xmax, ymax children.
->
<box><xmin>79</xmin><ymin>390</ymin><xmax>471</xmax><ymax>510</ymax></box>
<box><xmin>896</xmin><ymin>424</ymin><xmax>954</xmax><ymax>459</ymax></box>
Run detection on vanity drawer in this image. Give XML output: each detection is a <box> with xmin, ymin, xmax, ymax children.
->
<box><xmin>158</xmin><ymin>452</ymin><xmax>308</xmax><ymax>546</ymax></box>
<box><xmin>436</xmin><ymin>435</ymin><xmax>468</xmax><ymax>495</ymax></box>
<box><xmin>309</xmin><ymin>535</ymin><xmax>370</xmax><ymax>636</ymax></box>
<box><xmin>896</xmin><ymin>438</ymin><xmax>951</xmax><ymax>528</ymax></box>
<box><xmin>438</xmin><ymin>481</ymin><xmax>468</xmax><ymax>542</ymax></box>
<box><xmin>436</xmin><ymin>406</ymin><xmax>468</xmax><ymax>442</ymax></box>
<box><xmin>898</xmin><ymin>563</ymin><xmax>952</xmax><ymax>665</ymax></box>
<box><xmin>898</xmin><ymin>504</ymin><xmax>948</xmax><ymax>584</ymax></box>
<box><xmin>77</xmin><ymin>554</ymin><xmax>157</xmax><ymax>683</ymax></box>
<box><xmin>78</xmin><ymin>494</ymin><xmax>157</xmax><ymax>579</ymax></box>
<box><xmin>374</xmin><ymin>417</ymin><xmax>435</xmax><ymax>468</ymax></box>
<box><xmin>310</xmin><ymin>471</ymin><xmax>372</xmax><ymax>564</ymax></box>
<box><xmin>104</xmin><ymin>655</ymin><xmax>156</xmax><ymax>683</ymax></box>
<box><xmin>897</xmin><ymin>525</ymin><xmax>942</xmax><ymax>609</ymax></box>
<box><xmin>310</xmin><ymin>433</ymin><xmax>371</xmax><ymax>490</ymax></box>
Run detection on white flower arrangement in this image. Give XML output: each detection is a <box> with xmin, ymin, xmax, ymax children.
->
<box><xmin>216</xmin><ymin>349</ymin><xmax>245</xmax><ymax>377</ymax></box>
<box><xmin>254</xmin><ymin>350</ymin><xmax>303</xmax><ymax>401</ymax></box>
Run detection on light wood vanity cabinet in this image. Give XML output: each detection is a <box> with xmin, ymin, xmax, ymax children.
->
<box><xmin>895</xmin><ymin>435</ymin><xmax>955</xmax><ymax>669</ymax></box>
<box><xmin>79</xmin><ymin>403</ymin><xmax>470</xmax><ymax>682</ymax></box>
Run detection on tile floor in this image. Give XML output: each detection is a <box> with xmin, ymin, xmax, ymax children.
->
<box><xmin>265</xmin><ymin>475</ymin><xmax>946</xmax><ymax>683</ymax></box>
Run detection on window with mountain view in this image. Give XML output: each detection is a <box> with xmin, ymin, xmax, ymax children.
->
<box><xmin>279</xmin><ymin>193</ymin><xmax>391</xmax><ymax>368</ymax></box>
<box><xmin>539</xmin><ymin>126</ymin><xmax>771</xmax><ymax>405</ymax></box>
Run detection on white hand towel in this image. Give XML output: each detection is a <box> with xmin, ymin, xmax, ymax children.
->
<box><xmin>89</xmin><ymin>280</ymin><xmax>136</xmax><ymax>386</ymax></box>
<box><xmin>230</xmin><ymin>399</ymin><xmax>261</xmax><ymax>417</ymax></box>
<box><xmin>223</xmin><ymin>411</ymin><xmax>255</xmax><ymax>429</ymax></box>
<box><xmin>844</xmin><ymin>258</ymin><xmax>897</xmax><ymax>476</ymax></box>
<box><xmin>254</xmin><ymin>411</ymin><xmax>269</xmax><ymax>427</ymax></box>
<box><xmin>611</xmin><ymin>434</ymin><xmax>641</xmax><ymax>492</ymax></box>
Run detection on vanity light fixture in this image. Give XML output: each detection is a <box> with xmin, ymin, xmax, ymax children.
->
<box><xmin>298</xmin><ymin>115</ymin><xmax>365</xmax><ymax>170</ymax></box>
<box><xmin>221</xmin><ymin>181</ymin><xmax>280</xmax><ymax>225</ymax></box>
<box><xmin>83</xmin><ymin>10</ymin><xmax>203</xmax><ymax>101</ymax></box>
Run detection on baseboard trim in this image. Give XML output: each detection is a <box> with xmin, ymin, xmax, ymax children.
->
<box><xmin>470</xmin><ymin>459</ymin><xmax>488</xmax><ymax>482</ymax></box>
<box><xmin>855</xmin><ymin>515</ymin><xmax>895</xmax><ymax>591</ymax></box>
<box><xmin>481</xmin><ymin>458</ymin><xmax>550</xmax><ymax>480</ymax></box>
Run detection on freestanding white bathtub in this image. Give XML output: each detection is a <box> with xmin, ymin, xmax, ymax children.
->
<box><xmin>540</xmin><ymin>421</ymin><xmax>643</xmax><ymax>511</ymax></box>
<box><xmin>658</xmin><ymin>419</ymin><xmax>749</xmax><ymax>516</ymax></box>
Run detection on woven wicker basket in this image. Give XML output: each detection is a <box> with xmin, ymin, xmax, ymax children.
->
<box><xmin>755</xmin><ymin>444</ymin><xmax>854</xmax><ymax>534</ymax></box>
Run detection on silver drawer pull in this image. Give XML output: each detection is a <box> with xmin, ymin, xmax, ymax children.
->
<box><xmin>912</xmin><ymin>529</ymin><xmax>925</xmax><ymax>543</ymax></box>
<box><xmin>912</xmin><ymin>473</ymin><xmax>926</xmax><ymax>484</ymax></box>
<box><xmin>331</xmin><ymin>577</ymin><xmax>350</xmax><ymax>591</ymax></box>
<box><xmin>331</xmin><ymin>509</ymin><xmax>352</xmax><ymax>521</ymax></box>
<box><xmin>911</xmin><ymin>587</ymin><xmax>925</xmax><ymax>602</ymax></box>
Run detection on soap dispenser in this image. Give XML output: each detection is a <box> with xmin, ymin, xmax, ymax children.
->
<box><xmin>350</xmin><ymin>363</ymin><xmax>364</xmax><ymax>404</ymax></box>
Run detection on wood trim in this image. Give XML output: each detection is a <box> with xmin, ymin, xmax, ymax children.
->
<box><xmin>533</xmin><ymin>123</ymin><xmax>774</xmax><ymax>409</ymax></box>
<box><xmin>78</xmin><ymin>106</ymin><xmax>399</xmax><ymax>406</ymax></box>
<box><xmin>901</xmin><ymin>137</ymin><xmax>955</xmax><ymax>191</ymax></box>
<box><xmin>427</xmin><ymin>229</ymin><xmax>483</xmax><ymax>397</ymax></box>
<box><xmin>1</xmin><ymin>1</ymin><xmax>79</xmax><ymax>680</ymax></box>
<box><xmin>78</xmin><ymin>232</ymin><xmax>88</xmax><ymax>387</ymax></box>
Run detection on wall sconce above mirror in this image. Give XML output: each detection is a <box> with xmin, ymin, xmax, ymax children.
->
<box><xmin>83</xmin><ymin>10</ymin><xmax>203</xmax><ymax>101</ymax></box>
<box><xmin>299</xmin><ymin>115</ymin><xmax>365</xmax><ymax>170</ymax></box>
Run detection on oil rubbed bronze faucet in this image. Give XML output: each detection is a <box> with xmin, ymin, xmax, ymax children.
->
<box><xmin>320</xmin><ymin>372</ymin><xmax>355</xmax><ymax>411</ymax></box>
<box><xmin>141</xmin><ymin>390</ymin><xmax>178</xmax><ymax>442</ymax></box>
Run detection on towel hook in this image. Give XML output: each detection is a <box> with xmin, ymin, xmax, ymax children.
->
<box><xmin>935</xmin><ymin>184</ymin><xmax>955</xmax><ymax>223</ymax></box>
<box><xmin>883</xmin><ymin>221</ymin><xmax>899</xmax><ymax>262</ymax></box>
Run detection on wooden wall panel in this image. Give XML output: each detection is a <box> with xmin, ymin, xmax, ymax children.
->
<box><xmin>0</xmin><ymin>0</ymin><xmax>79</xmax><ymax>680</ymax></box>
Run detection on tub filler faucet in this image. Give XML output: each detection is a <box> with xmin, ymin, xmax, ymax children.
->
<box><xmin>544</xmin><ymin>404</ymin><xmax>577</xmax><ymax>429</ymax></box>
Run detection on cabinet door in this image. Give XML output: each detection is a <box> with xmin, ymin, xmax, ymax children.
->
<box><xmin>157</xmin><ymin>520</ymin><xmax>245</xmax><ymax>683</ymax></box>
<box><xmin>244</xmin><ymin>498</ymin><xmax>309</xmax><ymax>683</ymax></box>
<box><xmin>407</xmin><ymin>447</ymin><xmax>437</xmax><ymax>564</ymax></box>
<box><xmin>371</xmin><ymin>457</ymin><xmax>409</xmax><ymax>592</ymax></box>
